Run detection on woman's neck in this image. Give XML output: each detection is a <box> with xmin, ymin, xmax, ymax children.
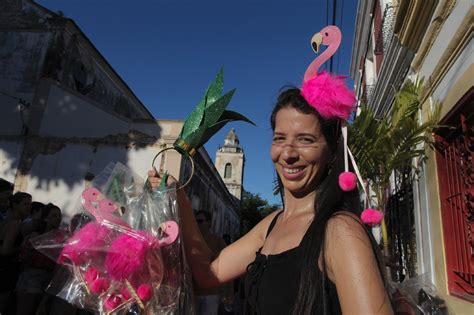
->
<box><xmin>283</xmin><ymin>190</ymin><xmax>317</xmax><ymax>217</ymax></box>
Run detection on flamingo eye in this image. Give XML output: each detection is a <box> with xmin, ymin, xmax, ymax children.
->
<box><xmin>325</xmin><ymin>32</ymin><xmax>329</xmax><ymax>36</ymax></box>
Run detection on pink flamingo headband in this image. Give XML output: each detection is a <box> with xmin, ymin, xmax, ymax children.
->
<box><xmin>299</xmin><ymin>25</ymin><xmax>383</xmax><ymax>225</ymax></box>
<box><xmin>301</xmin><ymin>25</ymin><xmax>355</xmax><ymax>120</ymax></box>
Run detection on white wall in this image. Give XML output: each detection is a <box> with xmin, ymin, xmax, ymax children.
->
<box><xmin>431</xmin><ymin>38</ymin><xmax>473</xmax><ymax>102</ymax></box>
<box><xmin>0</xmin><ymin>141</ymin><xmax>23</xmax><ymax>183</ymax></box>
<box><xmin>418</xmin><ymin>1</ymin><xmax>472</xmax><ymax>80</ymax></box>
<box><xmin>24</xmin><ymin>138</ymin><xmax>163</xmax><ymax>220</ymax></box>
<box><xmin>39</xmin><ymin>84</ymin><xmax>130</xmax><ymax>137</ymax></box>
<box><xmin>7</xmin><ymin>82</ymin><xmax>160</xmax><ymax>219</ymax></box>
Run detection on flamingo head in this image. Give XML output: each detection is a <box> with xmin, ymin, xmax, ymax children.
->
<box><xmin>310</xmin><ymin>25</ymin><xmax>342</xmax><ymax>53</ymax></box>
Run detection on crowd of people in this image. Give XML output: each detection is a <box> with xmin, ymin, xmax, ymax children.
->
<box><xmin>0</xmin><ymin>179</ymin><xmax>65</xmax><ymax>315</ymax></box>
<box><xmin>0</xmin><ymin>178</ymin><xmax>242</xmax><ymax>315</ymax></box>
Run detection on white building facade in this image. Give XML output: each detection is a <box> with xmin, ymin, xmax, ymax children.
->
<box><xmin>351</xmin><ymin>1</ymin><xmax>473</xmax><ymax>313</ymax></box>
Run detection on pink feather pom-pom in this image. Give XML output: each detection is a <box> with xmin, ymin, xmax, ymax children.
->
<box><xmin>137</xmin><ymin>284</ymin><xmax>153</xmax><ymax>302</ymax></box>
<box><xmin>58</xmin><ymin>222</ymin><xmax>112</xmax><ymax>264</ymax></box>
<box><xmin>84</xmin><ymin>267</ymin><xmax>98</xmax><ymax>284</ymax></box>
<box><xmin>105</xmin><ymin>232</ymin><xmax>151</xmax><ymax>280</ymax></box>
<box><xmin>104</xmin><ymin>294</ymin><xmax>122</xmax><ymax>311</ymax></box>
<box><xmin>90</xmin><ymin>278</ymin><xmax>109</xmax><ymax>294</ymax></box>
<box><xmin>361</xmin><ymin>208</ymin><xmax>384</xmax><ymax>226</ymax></box>
<box><xmin>301</xmin><ymin>71</ymin><xmax>356</xmax><ymax>120</ymax></box>
<box><xmin>339</xmin><ymin>172</ymin><xmax>357</xmax><ymax>191</ymax></box>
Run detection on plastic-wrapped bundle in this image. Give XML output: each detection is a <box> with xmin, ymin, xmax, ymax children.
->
<box><xmin>33</xmin><ymin>162</ymin><xmax>195</xmax><ymax>314</ymax></box>
<box><xmin>390</xmin><ymin>274</ymin><xmax>449</xmax><ymax>315</ymax></box>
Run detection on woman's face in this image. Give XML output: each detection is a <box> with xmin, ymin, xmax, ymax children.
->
<box><xmin>15</xmin><ymin>196</ymin><xmax>32</xmax><ymax>219</ymax></box>
<box><xmin>45</xmin><ymin>208</ymin><xmax>62</xmax><ymax>230</ymax></box>
<box><xmin>271</xmin><ymin>107</ymin><xmax>330</xmax><ymax>196</ymax></box>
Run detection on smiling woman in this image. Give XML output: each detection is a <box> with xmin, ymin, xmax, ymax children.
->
<box><xmin>147</xmin><ymin>25</ymin><xmax>393</xmax><ymax>315</ymax></box>
<box><xmin>148</xmin><ymin>87</ymin><xmax>393</xmax><ymax>314</ymax></box>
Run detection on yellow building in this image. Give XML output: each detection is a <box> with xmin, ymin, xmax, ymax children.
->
<box><xmin>351</xmin><ymin>1</ymin><xmax>473</xmax><ymax>313</ymax></box>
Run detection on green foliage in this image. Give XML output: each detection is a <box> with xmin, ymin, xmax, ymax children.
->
<box><xmin>240</xmin><ymin>190</ymin><xmax>280</xmax><ymax>234</ymax></box>
<box><xmin>349</xmin><ymin>78</ymin><xmax>442</xmax><ymax>209</ymax></box>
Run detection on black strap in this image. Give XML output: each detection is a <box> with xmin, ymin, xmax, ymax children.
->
<box><xmin>265</xmin><ymin>210</ymin><xmax>283</xmax><ymax>238</ymax></box>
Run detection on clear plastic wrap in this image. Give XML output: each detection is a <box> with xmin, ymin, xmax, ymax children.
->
<box><xmin>33</xmin><ymin>162</ymin><xmax>195</xmax><ymax>314</ymax></box>
<box><xmin>390</xmin><ymin>274</ymin><xmax>449</xmax><ymax>315</ymax></box>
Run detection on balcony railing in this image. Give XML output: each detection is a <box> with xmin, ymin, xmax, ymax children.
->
<box><xmin>375</xmin><ymin>4</ymin><xmax>396</xmax><ymax>55</ymax></box>
<box><xmin>365</xmin><ymin>84</ymin><xmax>376</xmax><ymax>104</ymax></box>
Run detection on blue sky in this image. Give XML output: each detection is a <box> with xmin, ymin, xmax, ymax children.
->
<box><xmin>37</xmin><ymin>0</ymin><xmax>358</xmax><ymax>205</ymax></box>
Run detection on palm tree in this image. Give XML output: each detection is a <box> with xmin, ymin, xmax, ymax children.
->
<box><xmin>349</xmin><ymin>78</ymin><xmax>442</xmax><ymax>254</ymax></box>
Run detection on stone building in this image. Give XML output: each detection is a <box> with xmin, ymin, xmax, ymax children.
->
<box><xmin>351</xmin><ymin>0</ymin><xmax>473</xmax><ymax>313</ymax></box>
<box><xmin>0</xmin><ymin>0</ymin><xmax>239</xmax><ymax>237</ymax></box>
<box><xmin>215</xmin><ymin>128</ymin><xmax>245</xmax><ymax>200</ymax></box>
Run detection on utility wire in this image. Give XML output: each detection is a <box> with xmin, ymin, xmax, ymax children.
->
<box><xmin>330</xmin><ymin>0</ymin><xmax>338</xmax><ymax>73</ymax></box>
<box><xmin>0</xmin><ymin>90</ymin><xmax>22</xmax><ymax>101</ymax></box>
<box><xmin>336</xmin><ymin>0</ymin><xmax>344</xmax><ymax>74</ymax></box>
<box><xmin>326</xmin><ymin>0</ymin><xmax>330</xmax><ymax>72</ymax></box>
<box><xmin>0</xmin><ymin>90</ymin><xmax>30</xmax><ymax>135</ymax></box>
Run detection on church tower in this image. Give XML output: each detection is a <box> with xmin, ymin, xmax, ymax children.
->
<box><xmin>215</xmin><ymin>128</ymin><xmax>244</xmax><ymax>200</ymax></box>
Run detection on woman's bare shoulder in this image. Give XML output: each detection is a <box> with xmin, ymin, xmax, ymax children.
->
<box><xmin>327</xmin><ymin>210</ymin><xmax>365</xmax><ymax>237</ymax></box>
<box><xmin>325</xmin><ymin>211</ymin><xmax>392</xmax><ymax>314</ymax></box>
<box><xmin>324</xmin><ymin>210</ymin><xmax>375</xmax><ymax>274</ymax></box>
<box><xmin>252</xmin><ymin>209</ymin><xmax>282</xmax><ymax>240</ymax></box>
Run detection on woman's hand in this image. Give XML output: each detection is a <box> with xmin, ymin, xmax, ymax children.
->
<box><xmin>147</xmin><ymin>168</ymin><xmax>178</xmax><ymax>190</ymax></box>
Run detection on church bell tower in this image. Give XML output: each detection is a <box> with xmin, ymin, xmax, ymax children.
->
<box><xmin>215</xmin><ymin>128</ymin><xmax>244</xmax><ymax>200</ymax></box>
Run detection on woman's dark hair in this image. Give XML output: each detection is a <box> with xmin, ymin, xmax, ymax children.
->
<box><xmin>41</xmin><ymin>203</ymin><xmax>60</xmax><ymax>218</ymax></box>
<box><xmin>0</xmin><ymin>179</ymin><xmax>13</xmax><ymax>193</ymax></box>
<box><xmin>9</xmin><ymin>192</ymin><xmax>32</xmax><ymax>208</ymax></box>
<box><xmin>271</xmin><ymin>88</ymin><xmax>385</xmax><ymax>314</ymax></box>
<box><xmin>31</xmin><ymin>201</ymin><xmax>45</xmax><ymax>214</ymax></box>
<box><xmin>195</xmin><ymin>210</ymin><xmax>212</xmax><ymax>221</ymax></box>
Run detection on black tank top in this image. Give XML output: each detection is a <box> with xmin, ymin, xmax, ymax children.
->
<box><xmin>244</xmin><ymin>211</ymin><xmax>341</xmax><ymax>315</ymax></box>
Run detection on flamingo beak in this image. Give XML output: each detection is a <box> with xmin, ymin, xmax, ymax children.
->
<box><xmin>311</xmin><ymin>33</ymin><xmax>323</xmax><ymax>53</ymax></box>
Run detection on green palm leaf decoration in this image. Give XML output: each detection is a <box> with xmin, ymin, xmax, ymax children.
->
<box><xmin>174</xmin><ymin>68</ymin><xmax>255</xmax><ymax>156</ymax></box>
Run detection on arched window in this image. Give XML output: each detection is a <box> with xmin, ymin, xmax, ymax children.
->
<box><xmin>224</xmin><ymin>163</ymin><xmax>232</xmax><ymax>178</ymax></box>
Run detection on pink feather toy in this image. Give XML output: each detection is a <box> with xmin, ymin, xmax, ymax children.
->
<box><xmin>104</xmin><ymin>221</ymin><xmax>179</xmax><ymax>310</ymax></box>
<box><xmin>105</xmin><ymin>231</ymin><xmax>156</xmax><ymax>281</ymax></box>
<box><xmin>301</xmin><ymin>25</ymin><xmax>357</xmax><ymax>193</ymax></box>
<box><xmin>52</xmin><ymin>183</ymin><xmax>181</xmax><ymax>313</ymax></box>
<box><xmin>58</xmin><ymin>222</ymin><xmax>112</xmax><ymax>265</ymax></box>
<box><xmin>301</xmin><ymin>71</ymin><xmax>356</xmax><ymax>121</ymax></box>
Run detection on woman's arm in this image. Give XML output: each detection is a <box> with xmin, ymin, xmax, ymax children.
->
<box><xmin>325</xmin><ymin>212</ymin><xmax>393</xmax><ymax>315</ymax></box>
<box><xmin>148</xmin><ymin>170</ymin><xmax>278</xmax><ymax>288</ymax></box>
